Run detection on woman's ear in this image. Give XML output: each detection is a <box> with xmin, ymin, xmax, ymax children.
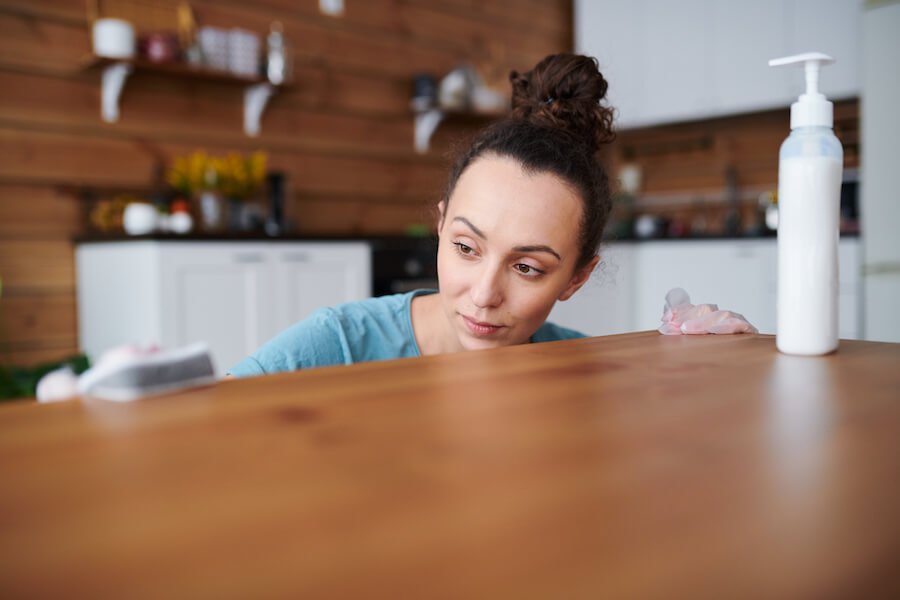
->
<box><xmin>436</xmin><ymin>200</ymin><xmax>447</xmax><ymax>234</ymax></box>
<box><xmin>558</xmin><ymin>255</ymin><xmax>599</xmax><ymax>301</ymax></box>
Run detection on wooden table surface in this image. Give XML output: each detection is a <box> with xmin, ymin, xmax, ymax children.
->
<box><xmin>1</xmin><ymin>332</ymin><xmax>899</xmax><ymax>599</ymax></box>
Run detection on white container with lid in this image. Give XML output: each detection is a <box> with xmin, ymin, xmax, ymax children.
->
<box><xmin>92</xmin><ymin>18</ymin><xmax>136</xmax><ymax>59</ymax></box>
<box><xmin>123</xmin><ymin>203</ymin><xmax>158</xmax><ymax>235</ymax></box>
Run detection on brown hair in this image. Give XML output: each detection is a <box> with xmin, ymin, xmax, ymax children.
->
<box><xmin>443</xmin><ymin>53</ymin><xmax>616</xmax><ymax>270</ymax></box>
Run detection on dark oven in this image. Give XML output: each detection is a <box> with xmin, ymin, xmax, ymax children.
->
<box><xmin>369</xmin><ymin>236</ymin><xmax>439</xmax><ymax>296</ymax></box>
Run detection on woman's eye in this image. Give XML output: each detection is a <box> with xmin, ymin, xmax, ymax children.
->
<box><xmin>453</xmin><ymin>242</ymin><xmax>474</xmax><ymax>256</ymax></box>
<box><xmin>515</xmin><ymin>264</ymin><xmax>543</xmax><ymax>277</ymax></box>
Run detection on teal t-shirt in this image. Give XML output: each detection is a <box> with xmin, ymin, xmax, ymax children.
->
<box><xmin>228</xmin><ymin>289</ymin><xmax>585</xmax><ymax>377</ymax></box>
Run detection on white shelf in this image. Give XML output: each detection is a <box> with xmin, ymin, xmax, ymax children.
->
<box><xmin>88</xmin><ymin>56</ymin><xmax>282</xmax><ymax>136</ymax></box>
<box><xmin>412</xmin><ymin>108</ymin><xmax>505</xmax><ymax>153</ymax></box>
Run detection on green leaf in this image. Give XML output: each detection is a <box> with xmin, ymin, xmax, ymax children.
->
<box><xmin>0</xmin><ymin>354</ymin><xmax>91</xmax><ymax>402</ymax></box>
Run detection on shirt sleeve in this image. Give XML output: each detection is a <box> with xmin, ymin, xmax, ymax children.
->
<box><xmin>227</xmin><ymin>308</ymin><xmax>350</xmax><ymax>377</ymax></box>
<box><xmin>228</xmin><ymin>355</ymin><xmax>266</xmax><ymax>377</ymax></box>
<box><xmin>531</xmin><ymin>321</ymin><xmax>588</xmax><ymax>342</ymax></box>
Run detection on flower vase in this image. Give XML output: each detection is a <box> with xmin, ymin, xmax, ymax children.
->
<box><xmin>196</xmin><ymin>190</ymin><xmax>226</xmax><ymax>232</ymax></box>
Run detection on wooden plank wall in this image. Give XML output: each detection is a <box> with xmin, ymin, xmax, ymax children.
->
<box><xmin>615</xmin><ymin>100</ymin><xmax>859</xmax><ymax>195</ymax></box>
<box><xmin>611</xmin><ymin>99</ymin><xmax>859</xmax><ymax>229</ymax></box>
<box><xmin>0</xmin><ymin>0</ymin><xmax>572</xmax><ymax>365</ymax></box>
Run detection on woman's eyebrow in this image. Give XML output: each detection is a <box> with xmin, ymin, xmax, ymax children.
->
<box><xmin>452</xmin><ymin>216</ymin><xmax>562</xmax><ymax>261</ymax></box>
<box><xmin>453</xmin><ymin>216</ymin><xmax>486</xmax><ymax>239</ymax></box>
<box><xmin>513</xmin><ymin>245</ymin><xmax>561</xmax><ymax>261</ymax></box>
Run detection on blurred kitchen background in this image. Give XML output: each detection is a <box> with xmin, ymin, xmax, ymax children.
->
<box><xmin>0</xmin><ymin>0</ymin><xmax>897</xmax><ymax>379</ymax></box>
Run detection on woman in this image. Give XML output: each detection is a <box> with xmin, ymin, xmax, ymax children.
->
<box><xmin>229</xmin><ymin>53</ymin><xmax>615</xmax><ymax>377</ymax></box>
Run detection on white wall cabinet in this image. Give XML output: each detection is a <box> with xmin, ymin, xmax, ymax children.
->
<box><xmin>632</xmin><ymin>240</ymin><xmax>778</xmax><ymax>333</ymax></box>
<box><xmin>77</xmin><ymin>241</ymin><xmax>371</xmax><ymax>376</ymax></box>
<box><xmin>547</xmin><ymin>238</ymin><xmax>861</xmax><ymax>339</ymax></box>
<box><xmin>576</xmin><ymin>0</ymin><xmax>862</xmax><ymax>129</ymax></box>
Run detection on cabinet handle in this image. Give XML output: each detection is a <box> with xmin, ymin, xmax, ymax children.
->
<box><xmin>233</xmin><ymin>253</ymin><xmax>265</xmax><ymax>263</ymax></box>
<box><xmin>281</xmin><ymin>252</ymin><xmax>310</xmax><ymax>263</ymax></box>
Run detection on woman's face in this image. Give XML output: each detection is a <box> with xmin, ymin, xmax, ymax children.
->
<box><xmin>436</xmin><ymin>154</ymin><xmax>597</xmax><ymax>351</ymax></box>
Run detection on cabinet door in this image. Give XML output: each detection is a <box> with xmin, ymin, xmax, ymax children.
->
<box><xmin>575</xmin><ymin>0</ymin><xmax>646</xmax><ymax>128</ymax></box>
<box><xmin>837</xmin><ymin>238</ymin><xmax>861</xmax><ymax>339</ymax></box>
<box><xmin>548</xmin><ymin>244</ymin><xmax>636</xmax><ymax>336</ymax></box>
<box><xmin>272</xmin><ymin>243</ymin><xmax>372</xmax><ymax>331</ymax></box>
<box><xmin>160</xmin><ymin>244</ymin><xmax>277</xmax><ymax>376</ymax></box>
<box><xmin>641</xmin><ymin>0</ymin><xmax>713</xmax><ymax>125</ymax></box>
<box><xmin>633</xmin><ymin>240</ymin><xmax>776</xmax><ymax>332</ymax></box>
<box><xmin>577</xmin><ymin>0</ymin><xmax>713</xmax><ymax>128</ymax></box>
<box><xmin>76</xmin><ymin>242</ymin><xmax>164</xmax><ymax>361</ymax></box>
<box><xmin>576</xmin><ymin>0</ymin><xmax>861</xmax><ymax>128</ymax></box>
<box><xmin>710</xmin><ymin>0</ymin><xmax>790</xmax><ymax>115</ymax></box>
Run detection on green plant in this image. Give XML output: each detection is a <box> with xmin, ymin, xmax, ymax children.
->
<box><xmin>0</xmin><ymin>275</ymin><xmax>91</xmax><ymax>401</ymax></box>
<box><xmin>0</xmin><ymin>355</ymin><xmax>90</xmax><ymax>402</ymax></box>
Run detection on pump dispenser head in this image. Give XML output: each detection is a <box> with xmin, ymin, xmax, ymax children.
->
<box><xmin>769</xmin><ymin>52</ymin><xmax>835</xmax><ymax>129</ymax></box>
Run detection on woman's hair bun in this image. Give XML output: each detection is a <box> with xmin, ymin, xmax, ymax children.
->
<box><xmin>509</xmin><ymin>53</ymin><xmax>615</xmax><ymax>152</ymax></box>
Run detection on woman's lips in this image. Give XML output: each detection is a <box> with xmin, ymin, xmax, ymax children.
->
<box><xmin>461</xmin><ymin>315</ymin><xmax>505</xmax><ymax>337</ymax></box>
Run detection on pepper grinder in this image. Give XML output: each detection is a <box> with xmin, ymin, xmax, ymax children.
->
<box><xmin>265</xmin><ymin>172</ymin><xmax>286</xmax><ymax>237</ymax></box>
<box><xmin>266</xmin><ymin>21</ymin><xmax>292</xmax><ymax>85</ymax></box>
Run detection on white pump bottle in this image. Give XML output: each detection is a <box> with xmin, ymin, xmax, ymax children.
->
<box><xmin>768</xmin><ymin>52</ymin><xmax>843</xmax><ymax>355</ymax></box>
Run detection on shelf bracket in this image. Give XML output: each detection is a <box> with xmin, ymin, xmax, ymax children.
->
<box><xmin>244</xmin><ymin>83</ymin><xmax>275</xmax><ymax>137</ymax></box>
<box><xmin>101</xmin><ymin>62</ymin><xmax>133</xmax><ymax>123</ymax></box>
<box><xmin>414</xmin><ymin>109</ymin><xmax>446</xmax><ymax>153</ymax></box>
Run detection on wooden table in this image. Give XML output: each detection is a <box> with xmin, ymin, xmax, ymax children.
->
<box><xmin>1</xmin><ymin>332</ymin><xmax>899</xmax><ymax>599</ymax></box>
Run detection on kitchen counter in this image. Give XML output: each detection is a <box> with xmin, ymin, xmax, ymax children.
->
<box><xmin>1</xmin><ymin>332</ymin><xmax>898</xmax><ymax>597</ymax></box>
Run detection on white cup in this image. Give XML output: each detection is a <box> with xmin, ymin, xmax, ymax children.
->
<box><xmin>123</xmin><ymin>203</ymin><xmax>158</xmax><ymax>235</ymax></box>
<box><xmin>169</xmin><ymin>212</ymin><xmax>193</xmax><ymax>234</ymax></box>
<box><xmin>92</xmin><ymin>18</ymin><xmax>136</xmax><ymax>59</ymax></box>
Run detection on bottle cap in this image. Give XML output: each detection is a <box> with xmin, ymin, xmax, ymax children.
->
<box><xmin>768</xmin><ymin>52</ymin><xmax>835</xmax><ymax>129</ymax></box>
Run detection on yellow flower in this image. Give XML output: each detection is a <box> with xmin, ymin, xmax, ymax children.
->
<box><xmin>167</xmin><ymin>150</ymin><xmax>267</xmax><ymax>199</ymax></box>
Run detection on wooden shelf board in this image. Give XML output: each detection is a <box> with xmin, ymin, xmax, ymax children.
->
<box><xmin>82</xmin><ymin>54</ymin><xmax>270</xmax><ymax>86</ymax></box>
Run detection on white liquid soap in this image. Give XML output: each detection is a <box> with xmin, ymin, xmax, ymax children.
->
<box><xmin>769</xmin><ymin>53</ymin><xmax>843</xmax><ymax>355</ymax></box>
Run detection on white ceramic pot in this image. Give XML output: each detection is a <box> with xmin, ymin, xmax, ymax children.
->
<box><xmin>169</xmin><ymin>211</ymin><xmax>193</xmax><ymax>234</ymax></box>
<box><xmin>123</xmin><ymin>203</ymin><xmax>157</xmax><ymax>235</ymax></box>
<box><xmin>92</xmin><ymin>18</ymin><xmax>136</xmax><ymax>59</ymax></box>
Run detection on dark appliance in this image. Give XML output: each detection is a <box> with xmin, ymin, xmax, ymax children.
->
<box><xmin>369</xmin><ymin>236</ymin><xmax>439</xmax><ymax>296</ymax></box>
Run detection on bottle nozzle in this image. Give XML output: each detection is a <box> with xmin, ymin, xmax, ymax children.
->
<box><xmin>768</xmin><ymin>52</ymin><xmax>835</xmax><ymax>96</ymax></box>
<box><xmin>768</xmin><ymin>52</ymin><xmax>836</xmax><ymax>129</ymax></box>
<box><xmin>805</xmin><ymin>60</ymin><xmax>819</xmax><ymax>95</ymax></box>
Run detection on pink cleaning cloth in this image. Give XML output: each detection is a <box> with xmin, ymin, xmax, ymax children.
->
<box><xmin>658</xmin><ymin>288</ymin><xmax>758</xmax><ymax>335</ymax></box>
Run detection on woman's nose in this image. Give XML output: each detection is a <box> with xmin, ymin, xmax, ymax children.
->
<box><xmin>469</xmin><ymin>264</ymin><xmax>504</xmax><ymax>308</ymax></box>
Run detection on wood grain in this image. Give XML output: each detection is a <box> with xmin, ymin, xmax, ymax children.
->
<box><xmin>0</xmin><ymin>332</ymin><xmax>898</xmax><ymax>598</ymax></box>
<box><xmin>292</xmin><ymin>195</ymin><xmax>436</xmax><ymax>235</ymax></box>
<box><xmin>615</xmin><ymin>99</ymin><xmax>859</xmax><ymax>195</ymax></box>
<box><xmin>0</xmin><ymin>239</ymin><xmax>74</xmax><ymax>291</ymax></box>
<box><xmin>0</xmin><ymin>126</ymin><xmax>447</xmax><ymax>194</ymax></box>
<box><xmin>0</xmin><ymin>11</ymin><xmax>89</xmax><ymax>75</ymax></box>
<box><xmin>0</xmin><ymin>293</ymin><xmax>76</xmax><ymax>345</ymax></box>
<box><xmin>0</xmin><ymin>184</ymin><xmax>81</xmax><ymax>237</ymax></box>
<box><xmin>0</xmin><ymin>69</ymin><xmax>417</xmax><ymax>154</ymax></box>
<box><xmin>0</xmin><ymin>344</ymin><xmax>82</xmax><ymax>367</ymax></box>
